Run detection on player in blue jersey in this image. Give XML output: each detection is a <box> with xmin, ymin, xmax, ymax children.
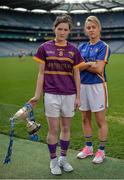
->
<box><xmin>77</xmin><ymin>16</ymin><xmax>111</xmax><ymax>164</ymax></box>
<box><xmin>29</xmin><ymin>14</ymin><xmax>91</xmax><ymax>175</ymax></box>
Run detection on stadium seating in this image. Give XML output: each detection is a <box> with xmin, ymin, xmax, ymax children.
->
<box><xmin>0</xmin><ymin>9</ymin><xmax>124</xmax><ymax>56</ymax></box>
<box><xmin>0</xmin><ymin>41</ymin><xmax>41</xmax><ymax>57</ymax></box>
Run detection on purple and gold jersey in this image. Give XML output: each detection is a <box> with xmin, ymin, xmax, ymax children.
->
<box><xmin>34</xmin><ymin>40</ymin><xmax>84</xmax><ymax>95</ymax></box>
<box><xmin>79</xmin><ymin>40</ymin><xmax>111</xmax><ymax>84</ymax></box>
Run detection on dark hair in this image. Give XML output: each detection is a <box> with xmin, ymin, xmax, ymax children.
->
<box><xmin>53</xmin><ymin>14</ymin><xmax>73</xmax><ymax>30</ymax></box>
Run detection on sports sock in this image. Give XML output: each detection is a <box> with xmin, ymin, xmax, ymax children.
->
<box><xmin>60</xmin><ymin>139</ymin><xmax>70</xmax><ymax>156</ymax></box>
<box><xmin>99</xmin><ymin>140</ymin><xmax>107</xmax><ymax>151</ymax></box>
<box><xmin>84</xmin><ymin>135</ymin><xmax>93</xmax><ymax>147</ymax></box>
<box><xmin>48</xmin><ymin>143</ymin><xmax>57</xmax><ymax>159</ymax></box>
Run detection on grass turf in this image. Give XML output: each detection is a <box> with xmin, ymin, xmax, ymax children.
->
<box><xmin>0</xmin><ymin>134</ymin><xmax>124</xmax><ymax>179</ymax></box>
<box><xmin>0</xmin><ymin>55</ymin><xmax>124</xmax><ymax>160</ymax></box>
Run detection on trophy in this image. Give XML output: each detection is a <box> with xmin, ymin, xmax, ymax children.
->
<box><xmin>3</xmin><ymin>102</ymin><xmax>41</xmax><ymax>164</ymax></box>
<box><xmin>13</xmin><ymin>102</ymin><xmax>41</xmax><ymax>136</ymax></box>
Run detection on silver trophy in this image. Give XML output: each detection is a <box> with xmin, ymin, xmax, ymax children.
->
<box><xmin>3</xmin><ymin>103</ymin><xmax>41</xmax><ymax>164</ymax></box>
<box><xmin>12</xmin><ymin>103</ymin><xmax>41</xmax><ymax>135</ymax></box>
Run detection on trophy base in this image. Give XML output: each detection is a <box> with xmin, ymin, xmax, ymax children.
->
<box><xmin>27</xmin><ymin>122</ymin><xmax>41</xmax><ymax>135</ymax></box>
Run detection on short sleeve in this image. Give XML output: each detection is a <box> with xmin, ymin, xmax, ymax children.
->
<box><xmin>73</xmin><ymin>48</ymin><xmax>85</xmax><ymax>69</ymax></box>
<box><xmin>96</xmin><ymin>44</ymin><xmax>111</xmax><ymax>63</ymax></box>
<box><xmin>33</xmin><ymin>45</ymin><xmax>46</xmax><ymax>64</ymax></box>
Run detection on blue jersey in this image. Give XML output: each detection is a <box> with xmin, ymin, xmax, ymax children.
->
<box><xmin>79</xmin><ymin>40</ymin><xmax>111</xmax><ymax>84</ymax></box>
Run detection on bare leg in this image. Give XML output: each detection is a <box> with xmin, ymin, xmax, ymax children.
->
<box><xmin>82</xmin><ymin>110</ymin><xmax>92</xmax><ymax>137</ymax></box>
<box><xmin>60</xmin><ymin>117</ymin><xmax>72</xmax><ymax>141</ymax></box>
<box><xmin>47</xmin><ymin>117</ymin><xmax>59</xmax><ymax>144</ymax></box>
<box><xmin>95</xmin><ymin>110</ymin><xmax>108</xmax><ymax>142</ymax></box>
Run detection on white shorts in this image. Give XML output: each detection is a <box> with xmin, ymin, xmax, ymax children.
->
<box><xmin>44</xmin><ymin>93</ymin><xmax>76</xmax><ymax>117</ymax></box>
<box><xmin>79</xmin><ymin>83</ymin><xmax>108</xmax><ymax>112</ymax></box>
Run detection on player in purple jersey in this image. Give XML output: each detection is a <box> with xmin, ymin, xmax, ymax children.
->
<box><xmin>77</xmin><ymin>16</ymin><xmax>111</xmax><ymax>164</ymax></box>
<box><xmin>29</xmin><ymin>14</ymin><xmax>91</xmax><ymax>175</ymax></box>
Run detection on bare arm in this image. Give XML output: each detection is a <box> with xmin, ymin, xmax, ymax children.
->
<box><xmin>79</xmin><ymin>61</ymin><xmax>99</xmax><ymax>71</ymax></box>
<box><xmin>73</xmin><ymin>67</ymin><xmax>80</xmax><ymax>109</ymax></box>
<box><xmin>35</xmin><ymin>63</ymin><xmax>45</xmax><ymax>98</ymax></box>
<box><xmin>29</xmin><ymin>63</ymin><xmax>45</xmax><ymax>107</ymax></box>
<box><xmin>79</xmin><ymin>62</ymin><xmax>91</xmax><ymax>71</ymax></box>
<box><xmin>87</xmin><ymin>61</ymin><xmax>105</xmax><ymax>74</ymax></box>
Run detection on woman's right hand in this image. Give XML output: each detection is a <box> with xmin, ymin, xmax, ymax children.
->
<box><xmin>28</xmin><ymin>96</ymin><xmax>39</xmax><ymax>108</ymax></box>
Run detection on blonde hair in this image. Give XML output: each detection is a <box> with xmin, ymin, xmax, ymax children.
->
<box><xmin>84</xmin><ymin>16</ymin><xmax>101</xmax><ymax>32</ymax></box>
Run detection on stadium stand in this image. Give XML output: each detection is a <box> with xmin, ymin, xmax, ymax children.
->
<box><xmin>0</xmin><ymin>41</ymin><xmax>41</xmax><ymax>57</ymax></box>
<box><xmin>0</xmin><ymin>2</ymin><xmax>124</xmax><ymax>57</ymax></box>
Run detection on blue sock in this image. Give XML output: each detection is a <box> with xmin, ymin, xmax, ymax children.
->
<box><xmin>99</xmin><ymin>145</ymin><xmax>105</xmax><ymax>150</ymax></box>
<box><xmin>85</xmin><ymin>135</ymin><xmax>92</xmax><ymax>147</ymax></box>
<box><xmin>86</xmin><ymin>142</ymin><xmax>92</xmax><ymax>146</ymax></box>
<box><xmin>99</xmin><ymin>140</ymin><xmax>107</xmax><ymax>150</ymax></box>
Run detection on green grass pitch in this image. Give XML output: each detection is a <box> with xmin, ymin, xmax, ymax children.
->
<box><xmin>0</xmin><ymin>54</ymin><xmax>124</xmax><ymax>160</ymax></box>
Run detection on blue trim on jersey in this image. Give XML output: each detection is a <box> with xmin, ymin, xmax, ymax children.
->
<box><xmin>79</xmin><ymin>40</ymin><xmax>111</xmax><ymax>84</ymax></box>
